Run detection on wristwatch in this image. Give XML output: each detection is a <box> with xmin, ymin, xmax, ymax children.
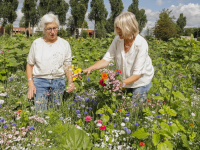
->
<box><xmin>28</xmin><ymin>78</ymin><xmax>33</xmax><ymax>81</ymax></box>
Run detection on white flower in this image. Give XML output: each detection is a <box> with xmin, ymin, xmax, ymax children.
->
<box><xmin>84</xmin><ymin>59</ymin><xmax>89</xmax><ymax>62</ymax></box>
<box><xmin>120</xmin><ymin>130</ymin><xmax>125</xmax><ymax>134</ymax></box>
<box><xmin>45</xmin><ymin>116</ymin><xmax>50</xmax><ymax>119</ymax></box>
<box><xmin>191</xmin><ymin>113</ymin><xmax>195</xmax><ymax>116</ymax></box>
<box><xmin>125</xmin><ymin>117</ymin><xmax>129</xmax><ymax>121</ymax></box>
<box><xmin>105</xmin><ymin>135</ymin><xmax>109</xmax><ymax>141</ymax></box>
<box><xmin>7</xmin><ymin>134</ymin><xmax>12</xmax><ymax>138</ymax></box>
<box><xmin>0</xmin><ymin>100</ymin><xmax>4</xmax><ymax>104</ymax></box>
<box><xmin>0</xmin><ymin>92</ymin><xmax>7</xmax><ymax>96</ymax></box>
<box><xmin>48</xmin><ymin>131</ymin><xmax>52</xmax><ymax>133</ymax></box>
<box><xmin>121</xmin><ymin>122</ymin><xmax>125</xmax><ymax>127</ymax></box>
<box><xmin>94</xmin><ymin>144</ymin><xmax>100</xmax><ymax>147</ymax></box>
<box><xmin>96</xmin><ymin>123</ymin><xmax>102</xmax><ymax>127</ymax></box>
<box><xmin>112</xmin><ymin>113</ymin><xmax>116</xmax><ymax>116</ymax></box>
<box><xmin>151</xmin><ymin>111</ymin><xmax>155</xmax><ymax>114</ymax></box>
<box><xmin>108</xmin><ymin>63</ymin><xmax>114</xmax><ymax>66</ymax></box>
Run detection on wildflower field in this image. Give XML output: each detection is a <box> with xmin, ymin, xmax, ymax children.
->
<box><xmin>0</xmin><ymin>33</ymin><xmax>200</xmax><ymax>150</ymax></box>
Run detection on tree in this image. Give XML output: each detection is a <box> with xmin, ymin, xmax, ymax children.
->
<box><xmin>106</xmin><ymin>0</ymin><xmax>124</xmax><ymax>33</ymax></box>
<box><xmin>128</xmin><ymin>0</ymin><xmax>147</xmax><ymax>33</ymax></box>
<box><xmin>38</xmin><ymin>0</ymin><xmax>69</xmax><ymax>26</ymax></box>
<box><xmin>19</xmin><ymin>16</ymin><xmax>26</xmax><ymax>28</ymax></box>
<box><xmin>1</xmin><ymin>0</ymin><xmax>19</xmax><ymax>36</ymax></box>
<box><xmin>66</xmin><ymin>16</ymin><xmax>75</xmax><ymax>36</ymax></box>
<box><xmin>70</xmin><ymin>0</ymin><xmax>89</xmax><ymax>38</ymax></box>
<box><xmin>88</xmin><ymin>0</ymin><xmax>108</xmax><ymax>38</ymax></box>
<box><xmin>22</xmin><ymin>0</ymin><xmax>39</xmax><ymax>37</ymax></box>
<box><xmin>154</xmin><ymin>9</ymin><xmax>177</xmax><ymax>41</ymax></box>
<box><xmin>176</xmin><ymin>13</ymin><xmax>186</xmax><ymax>36</ymax></box>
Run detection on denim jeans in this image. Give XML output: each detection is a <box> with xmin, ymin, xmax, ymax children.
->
<box><xmin>33</xmin><ymin>77</ymin><xmax>65</xmax><ymax>111</ymax></box>
<box><xmin>126</xmin><ymin>82</ymin><xmax>151</xmax><ymax>104</ymax></box>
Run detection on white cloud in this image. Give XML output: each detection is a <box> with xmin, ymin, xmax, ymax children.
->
<box><xmin>169</xmin><ymin>3</ymin><xmax>200</xmax><ymax>27</ymax></box>
<box><xmin>156</xmin><ymin>0</ymin><xmax>163</xmax><ymax>6</ymax></box>
<box><xmin>13</xmin><ymin>9</ymin><xmax>24</xmax><ymax>27</ymax></box>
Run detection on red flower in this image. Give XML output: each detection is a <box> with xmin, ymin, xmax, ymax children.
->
<box><xmin>100</xmin><ymin>125</ymin><xmax>106</xmax><ymax>130</ymax></box>
<box><xmin>118</xmin><ymin>109</ymin><xmax>122</xmax><ymax>112</ymax></box>
<box><xmin>116</xmin><ymin>69</ymin><xmax>121</xmax><ymax>74</ymax></box>
<box><xmin>140</xmin><ymin>142</ymin><xmax>145</xmax><ymax>146</ymax></box>
<box><xmin>190</xmin><ymin>124</ymin><xmax>194</xmax><ymax>127</ymax></box>
<box><xmin>17</xmin><ymin>110</ymin><xmax>22</xmax><ymax>114</ymax></box>
<box><xmin>99</xmin><ymin>79</ymin><xmax>106</xmax><ymax>86</ymax></box>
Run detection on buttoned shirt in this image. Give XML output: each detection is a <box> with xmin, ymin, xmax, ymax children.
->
<box><xmin>27</xmin><ymin>37</ymin><xmax>72</xmax><ymax>79</ymax></box>
<box><xmin>103</xmin><ymin>34</ymin><xmax>154</xmax><ymax>88</ymax></box>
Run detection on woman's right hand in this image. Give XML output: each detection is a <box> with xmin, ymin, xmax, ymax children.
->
<box><xmin>28</xmin><ymin>81</ymin><xmax>36</xmax><ymax>99</ymax></box>
<box><xmin>83</xmin><ymin>66</ymin><xmax>93</xmax><ymax>75</ymax></box>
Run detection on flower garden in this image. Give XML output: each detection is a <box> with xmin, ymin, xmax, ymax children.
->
<box><xmin>0</xmin><ymin>33</ymin><xmax>200</xmax><ymax>150</ymax></box>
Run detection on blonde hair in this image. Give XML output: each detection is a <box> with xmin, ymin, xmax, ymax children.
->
<box><xmin>40</xmin><ymin>12</ymin><xmax>60</xmax><ymax>33</ymax></box>
<box><xmin>114</xmin><ymin>12</ymin><xmax>139</xmax><ymax>39</ymax></box>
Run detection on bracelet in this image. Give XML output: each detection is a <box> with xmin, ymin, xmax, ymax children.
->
<box><xmin>28</xmin><ymin>78</ymin><xmax>33</xmax><ymax>81</ymax></box>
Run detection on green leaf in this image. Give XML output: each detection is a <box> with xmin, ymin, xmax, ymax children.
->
<box><xmin>65</xmin><ymin>126</ymin><xmax>93</xmax><ymax>149</ymax></box>
<box><xmin>175</xmin><ymin>120</ymin><xmax>185</xmax><ymax>133</ymax></box>
<box><xmin>132</xmin><ymin>128</ymin><xmax>149</xmax><ymax>139</ymax></box>
<box><xmin>157</xmin><ymin>140</ymin><xmax>173</xmax><ymax>150</ymax></box>
<box><xmin>152</xmin><ymin>133</ymin><xmax>160</xmax><ymax>146</ymax></box>
<box><xmin>181</xmin><ymin>133</ymin><xmax>189</xmax><ymax>148</ymax></box>
<box><xmin>154</xmin><ymin>96</ymin><xmax>164</xmax><ymax>100</ymax></box>
<box><xmin>101</xmin><ymin>115</ymin><xmax>109</xmax><ymax>124</ymax></box>
<box><xmin>92</xmin><ymin>147</ymin><xmax>109</xmax><ymax>150</ymax></box>
<box><xmin>172</xmin><ymin>91</ymin><xmax>185</xmax><ymax>100</ymax></box>
<box><xmin>168</xmin><ymin>109</ymin><xmax>177</xmax><ymax>116</ymax></box>
<box><xmin>159</xmin><ymin>109</ymin><xmax>166</xmax><ymax>114</ymax></box>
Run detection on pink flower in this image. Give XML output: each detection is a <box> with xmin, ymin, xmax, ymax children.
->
<box><xmin>85</xmin><ymin>116</ymin><xmax>92</xmax><ymax>121</ymax></box>
<box><xmin>100</xmin><ymin>125</ymin><xmax>106</xmax><ymax>130</ymax></box>
<box><xmin>96</xmin><ymin>120</ymin><xmax>102</xmax><ymax>123</ymax></box>
<box><xmin>99</xmin><ymin>79</ymin><xmax>106</xmax><ymax>86</ymax></box>
<box><xmin>164</xmin><ymin>102</ymin><xmax>166</xmax><ymax>104</ymax></box>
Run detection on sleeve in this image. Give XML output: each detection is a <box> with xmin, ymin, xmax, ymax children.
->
<box><xmin>64</xmin><ymin>42</ymin><xmax>72</xmax><ymax>67</ymax></box>
<box><xmin>27</xmin><ymin>41</ymin><xmax>35</xmax><ymax>65</ymax></box>
<box><xmin>132</xmin><ymin>40</ymin><xmax>148</xmax><ymax>75</ymax></box>
<box><xmin>103</xmin><ymin>36</ymin><xmax>118</xmax><ymax>62</ymax></box>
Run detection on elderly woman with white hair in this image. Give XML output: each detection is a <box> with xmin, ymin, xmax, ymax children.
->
<box><xmin>26</xmin><ymin>12</ymin><xmax>75</xmax><ymax>111</ymax></box>
<box><xmin>84</xmin><ymin>12</ymin><xmax>154</xmax><ymax>103</ymax></box>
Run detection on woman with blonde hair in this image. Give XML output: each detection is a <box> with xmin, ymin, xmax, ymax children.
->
<box><xmin>26</xmin><ymin>12</ymin><xmax>75</xmax><ymax>111</ymax></box>
<box><xmin>84</xmin><ymin>12</ymin><xmax>154</xmax><ymax>103</ymax></box>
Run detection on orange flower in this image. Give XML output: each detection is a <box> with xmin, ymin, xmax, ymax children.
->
<box><xmin>101</xmin><ymin>73</ymin><xmax>108</xmax><ymax>80</ymax></box>
<box><xmin>140</xmin><ymin>142</ymin><xmax>145</xmax><ymax>146</ymax></box>
<box><xmin>148</xmin><ymin>100</ymin><xmax>151</xmax><ymax>102</ymax></box>
<box><xmin>118</xmin><ymin>109</ymin><xmax>122</xmax><ymax>112</ymax></box>
<box><xmin>17</xmin><ymin>110</ymin><xmax>22</xmax><ymax>114</ymax></box>
<box><xmin>190</xmin><ymin>124</ymin><xmax>194</xmax><ymax>127</ymax></box>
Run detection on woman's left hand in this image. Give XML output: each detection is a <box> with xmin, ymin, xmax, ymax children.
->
<box><xmin>67</xmin><ymin>82</ymin><xmax>75</xmax><ymax>93</ymax></box>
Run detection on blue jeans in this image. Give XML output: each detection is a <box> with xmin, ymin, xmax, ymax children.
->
<box><xmin>33</xmin><ymin>77</ymin><xmax>65</xmax><ymax>111</ymax></box>
<box><xmin>126</xmin><ymin>82</ymin><xmax>151</xmax><ymax>104</ymax></box>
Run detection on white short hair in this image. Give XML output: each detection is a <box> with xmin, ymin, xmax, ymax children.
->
<box><xmin>114</xmin><ymin>12</ymin><xmax>139</xmax><ymax>39</ymax></box>
<box><xmin>40</xmin><ymin>12</ymin><xmax>60</xmax><ymax>33</ymax></box>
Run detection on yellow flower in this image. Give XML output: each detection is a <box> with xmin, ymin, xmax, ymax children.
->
<box><xmin>78</xmin><ymin>39</ymin><xmax>80</xmax><ymax>41</ymax></box>
<box><xmin>76</xmin><ymin>68</ymin><xmax>82</xmax><ymax>73</ymax></box>
<box><xmin>73</xmin><ymin>70</ymin><xmax>78</xmax><ymax>74</ymax></box>
<box><xmin>73</xmin><ymin>77</ymin><xmax>77</xmax><ymax>81</ymax></box>
<box><xmin>70</xmin><ymin>37</ymin><xmax>73</xmax><ymax>39</ymax></box>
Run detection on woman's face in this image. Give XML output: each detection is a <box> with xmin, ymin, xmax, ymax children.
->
<box><xmin>44</xmin><ymin>21</ymin><xmax>58</xmax><ymax>41</ymax></box>
<box><xmin>116</xmin><ymin>27</ymin><xmax>123</xmax><ymax>39</ymax></box>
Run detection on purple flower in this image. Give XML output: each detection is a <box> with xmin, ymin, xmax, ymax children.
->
<box><xmin>93</xmin><ymin>101</ymin><xmax>98</xmax><ymax>105</ymax></box>
<box><xmin>84</xmin><ymin>111</ymin><xmax>88</xmax><ymax>114</ymax></box>
<box><xmin>88</xmin><ymin>107</ymin><xmax>92</xmax><ymax>110</ymax></box>
<box><xmin>123</xmin><ymin>127</ymin><xmax>128</xmax><ymax>131</ymax></box>
<box><xmin>3</xmin><ymin>124</ymin><xmax>8</xmax><ymax>128</ymax></box>
<box><xmin>6</xmin><ymin>95</ymin><xmax>9</xmax><ymax>97</ymax></box>
<box><xmin>76</xmin><ymin>110</ymin><xmax>80</xmax><ymax>113</ymax></box>
<box><xmin>60</xmin><ymin>117</ymin><xmax>64</xmax><ymax>120</ymax></box>
<box><xmin>115</xmin><ymin>109</ymin><xmax>118</xmax><ymax>111</ymax></box>
<box><xmin>71</xmin><ymin>103</ymin><xmax>75</xmax><ymax>105</ymax></box>
<box><xmin>77</xmin><ymin>114</ymin><xmax>81</xmax><ymax>117</ymax></box>
<box><xmin>86</xmin><ymin>77</ymin><xmax>91</xmax><ymax>81</ymax></box>
<box><xmin>0</xmin><ymin>118</ymin><xmax>5</xmax><ymax>123</ymax></box>
<box><xmin>100</xmin><ymin>113</ymin><xmax>103</xmax><ymax>116</ymax></box>
<box><xmin>85</xmin><ymin>98</ymin><xmax>90</xmax><ymax>102</ymax></box>
<box><xmin>85</xmin><ymin>92</ymin><xmax>88</xmax><ymax>95</ymax></box>
<box><xmin>54</xmin><ymin>100</ymin><xmax>58</xmax><ymax>103</ymax></box>
<box><xmin>72</xmin><ymin>108</ymin><xmax>75</xmax><ymax>110</ymax></box>
<box><xmin>126</xmin><ymin>112</ymin><xmax>130</xmax><ymax>116</ymax></box>
<box><xmin>68</xmin><ymin>104</ymin><xmax>71</xmax><ymax>107</ymax></box>
<box><xmin>134</xmin><ymin>122</ymin><xmax>139</xmax><ymax>126</ymax></box>
<box><xmin>168</xmin><ymin>122</ymin><xmax>172</xmax><ymax>125</ymax></box>
<box><xmin>126</xmin><ymin>129</ymin><xmax>131</xmax><ymax>134</ymax></box>
<box><xmin>12</xmin><ymin>123</ymin><xmax>17</xmax><ymax>126</ymax></box>
<box><xmin>113</xmin><ymin>123</ymin><xmax>117</xmax><ymax>127</ymax></box>
<box><xmin>74</xmin><ymin>99</ymin><xmax>77</xmax><ymax>101</ymax></box>
<box><xmin>0</xmin><ymin>105</ymin><xmax>2</xmax><ymax>107</ymax></box>
<box><xmin>155</xmin><ymin>93</ymin><xmax>159</xmax><ymax>96</ymax></box>
<box><xmin>29</xmin><ymin>126</ymin><xmax>34</xmax><ymax>130</ymax></box>
<box><xmin>160</xmin><ymin>102</ymin><xmax>163</xmax><ymax>105</ymax></box>
<box><xmin>74</xmin><ymin>93</ymin><xmax>77</xmax><ymax>95</ymax></box>
<box><xmin>156</xmin><ymin>115</ymin><xmax>161</xmax><ymax>118</ymax></box>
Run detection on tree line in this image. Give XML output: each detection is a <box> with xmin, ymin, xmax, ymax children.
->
<box><xmin>0</xmin><ymin>0</ymin><xmax>197</xmax><ymax>41</ymax></box>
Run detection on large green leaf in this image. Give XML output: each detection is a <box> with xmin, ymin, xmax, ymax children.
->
<box><xmin>157</xmin><ymin>141</ymin><xmax>173</xmax><ymax>150</ymax></box>
<box><xmin>152</xmin><ymin>133</ymin><xmax>160</xmax><ymax>146</ymax></box>
<box><xmin>132</xmin><ymin>128</ymin><xmax>149</xmax><ymax>139</ymax></box>
<box><xmin>172</xmin><ymin>91</ymin><xmax>185</xmax><ymax>100</ymax></box>
<box><xmin>64</xmin><ymin>126</ymin><xmax>93</xmax><ymax>149</ymax></box>
<box><xmin>181</xmin><ymin>133</ymin><xmax>189</xmax><ymax>148</ymax></box>
<box><xmin>101</xmin><ymin>115</ymin><xmax>109</xmax><ymax>124</ymax></box>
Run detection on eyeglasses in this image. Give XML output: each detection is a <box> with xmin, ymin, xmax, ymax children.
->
<box><xmin>45</xmin><ymin>27</ymin><xmax>59</xmax><ymax>32</ymax></box>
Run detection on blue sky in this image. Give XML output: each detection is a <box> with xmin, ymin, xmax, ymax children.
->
<box><xmin>14</xmin><ymin>0</ymin><xmax>200</xmax><ymax>35</ymax></box>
